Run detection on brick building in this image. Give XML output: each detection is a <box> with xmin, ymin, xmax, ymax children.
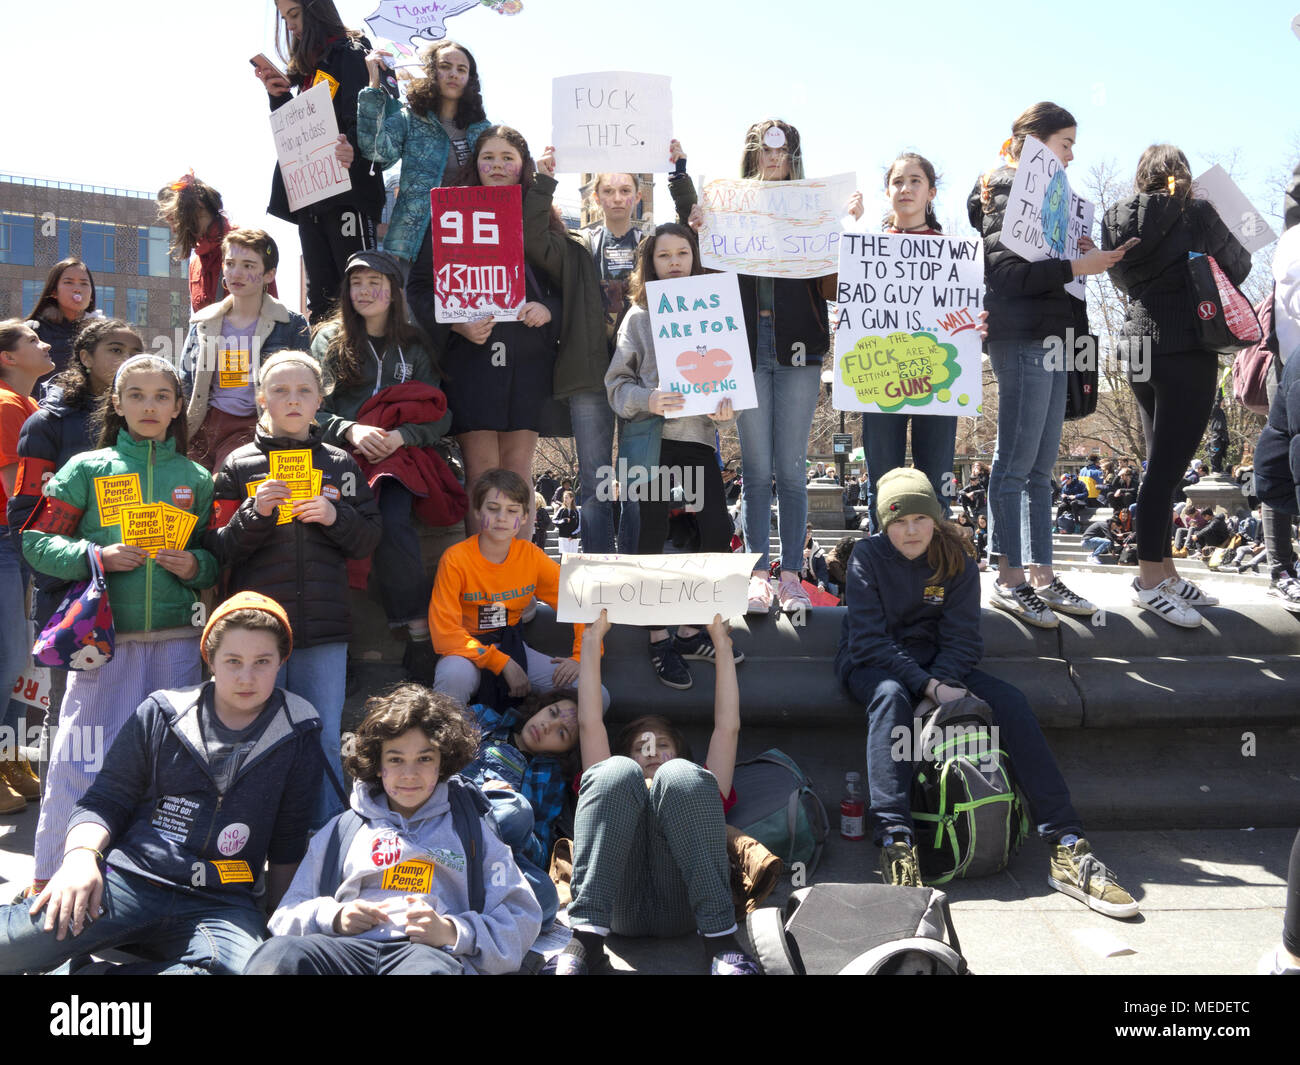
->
<box><xmin>0</xmin><ymin>172</ymin><xmax>189</xmax><ymax>348</ymax></box>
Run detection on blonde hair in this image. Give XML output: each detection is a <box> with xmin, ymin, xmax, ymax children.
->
<box><xmin>256</xmin><ymin>350</ymin><xmax>322</xmax><ymax>433</ymax></box>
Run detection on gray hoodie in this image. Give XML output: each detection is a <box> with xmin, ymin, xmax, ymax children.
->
<box><xmin>267</xmin><ymin>778</ymin><xmax>542</xmax><ymax>974</ymax></box>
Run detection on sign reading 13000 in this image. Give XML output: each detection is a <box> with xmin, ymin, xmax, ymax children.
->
<box><xmin>429</xmin><ymin>186</ymin><xmax>526</xmax><ymax>323</ymax></box>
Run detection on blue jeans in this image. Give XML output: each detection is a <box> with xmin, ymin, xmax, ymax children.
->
<box><xmin>568</xmin><ymin>390</ymin><xmax>638</xmax><ymax>554</ymax></box>
<box><xmin>736</xmin><ymin>318</ymin><xmax>823</xmax><ymax>573</ymax></box>
<box><xmin>842</xmin><ymin>665</ymin><xmax>1082</xmax><ymax>845</ymax></box>
<box><xmin>0</xmin><ymin>527</ymin><xmax>31</xmax><ymax>734</ymax></box>
<box><xmin>487</xmin><ymin>789</ymin><xmax>558</xmax><ymax>928</ymax></box>
<box><xmin>244</xmin><ymin>934</ymin><xmax>463</xmax><ymax>974</ymax></box>
<box><xmin>373</xmin><ymin>481</ymin><xmax>432</xmax><ymax>626</ymax></box>
<box><xmin>1082</xmin><ymin>536</ymin><xmax>1113</xmax><ymax>560</ymax></box>
<box><xmin>860</xmin><ymin>413</ymin><xmax>959</xmax><ymax>533</ymax></box>
<box><xmin>0</xmin><ymin>865</ymin><xmax>266</xmax><ymax>974</ymax></box>
<box><xmin>277</xmin><ymin>642</ymin><xmax>348</xmax><ymax>827</ymax></box>
<box><xmin>987</xmin><ymin>340</ymin><xmax>1067</xmax><ymax>569</ymax></box>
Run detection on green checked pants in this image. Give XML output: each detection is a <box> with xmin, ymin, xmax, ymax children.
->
<box><xmin>568</xmin><ymin>756</ymin><xmax>735</xmax><ymax>937</ymax></box>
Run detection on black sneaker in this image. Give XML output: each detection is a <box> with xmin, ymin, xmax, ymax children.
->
<box><xmin>649</xmin><ymin>638</ymin><xmax>693</xmax><ymax>690</ymax></box>
<box><xmin>1268</xmin><ymin>574</ymin><xmax>1300</xmax><ymax>613</ymax></box>
<box><xmin>671</xmin><ymin>628</ymin><xmax>745</xmax><ymax>665</ymax></box>
<box><xmin>402</xmin><ymin>640</ymin><xmax>438</xmax><ymax>686</ymax></box>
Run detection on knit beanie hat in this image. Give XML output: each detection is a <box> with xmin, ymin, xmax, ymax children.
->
<box><xmin>200</xmin><ymin>591</ymin><xmax>293</xmax><ymax>665</ymax></box>
<box><xmin>875</xmin><ymin>467</ymin><xmax>944</xmax><ymax>532</ymax></box>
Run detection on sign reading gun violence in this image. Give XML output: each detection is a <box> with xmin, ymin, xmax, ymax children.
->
<box><xmin>832</xmin><ymin>232</ymin><xmax>984</xmax><ymax>417</ymax></box>
<box><xmin>430</xmin><ymin>185</ymin><xmax>525</xmax><ymax>323</ymax></box>
<box><xmin>557</xmin><ymin>553</ymin><xmax>760</xmax><ymax>626</ymax></box>
<box><xmin>997</xmin><ymin>134</ymin><xmax>1094</xmax><ymax>299</ymax></box>
<box><xmin>698</xmin><ymin>173</ymin><xmax>857</xmax><ymax>279</ymax></box>
<box><xmin>270</xmin><ymin>81</ymin><xmax>352</xmax><ymax>213</ymax></box>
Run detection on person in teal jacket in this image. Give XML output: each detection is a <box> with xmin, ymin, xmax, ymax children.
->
<box><xmin>20</xmin><ymin>354</ymin><xmax>216</xmax><ymax>893</ymax></box>
<box><xmin>356</xmin><ymin>40</ymin><xmax>492</xmax><ymax>269</ymax></box>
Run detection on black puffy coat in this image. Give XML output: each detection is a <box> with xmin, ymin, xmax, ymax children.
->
<box><xmin>1102</xmin><ymin>194</ymin><xmax>1252</xmax><ymax>356</ymax></box>
<box><xmin>206</xmin><ymin>424</ymin><xmax>382</xmax><ymax>648</ymax></box>
<box><xmin>967</xmin><ymin>167</ymin><xmax>1086</xmax><ymax>342</ymax></box>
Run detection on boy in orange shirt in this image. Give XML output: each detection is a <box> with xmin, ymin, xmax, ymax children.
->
<box><xmin>429</xmin><ymin>469</ymin><xmax>607</xmax><ymax>711</ymax></box>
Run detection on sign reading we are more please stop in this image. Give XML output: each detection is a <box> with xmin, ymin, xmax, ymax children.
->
<box><xmin>430</xmin><ymin>185</ymin><xmax>525</xmax><ymax>323</ymax></box>
<box><xmin>646</xmin><ymin>272</ymin><xmax>756</xmax><ymax>418</ymax></box>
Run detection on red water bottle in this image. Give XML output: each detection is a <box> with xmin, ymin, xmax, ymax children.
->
<box><xmin>840</xmin><ymin>771</ymin><xmax>865</xmax><ymax>840</ymax></box>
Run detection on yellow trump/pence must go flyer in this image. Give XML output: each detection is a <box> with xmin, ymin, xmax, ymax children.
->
<box><xmin>93</xmin><ymin>473</ymin><xmax>143</xmax><ymax>526</ymax></box>
<box><xmin>246</xmin><ymin>478</ymin><xmax>294</xmax><ymax>525</ymax></box>
<box><xmin>119</xmin><ymin>504</ymin><xmax>169</xmax><ymax>557</ymax></box>
<box><xmin>160</xmin><ymin>503</ymin><xmax>198</xmax><ymax>551</ymax></box>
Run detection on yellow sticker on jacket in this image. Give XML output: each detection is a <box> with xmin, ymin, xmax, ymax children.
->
<box><xmin>381</xmin><ymin>859</ymin><xmax>435</xmax><ymax>894</ymax></box>
<box><xmin>217</xmin><ymin>345</ymin><xmax>250</xmax><ymax>389</ymax></box>
<box><xmin>312</xmin><ymin>69</ymin><xmax>339</xmax><ymax>99</ymax></box>
<box><xmin>212</xmin><ymin>859</ymin><xmax>254</xmax><ymax>884</ymax></box>
<box><xmin>120</xmin><ymin>504</ymin><xmax>168</xmax><ymax>556</ymax></box>
<box><xmin>93</xmin><ymin>473</ymin><xmax>143</xmax><ymax>526</ymax></box>
<box><xmin>923</xmin><ymin>584</ymin><xmax>946</xmax><ymax>605</ymax></box>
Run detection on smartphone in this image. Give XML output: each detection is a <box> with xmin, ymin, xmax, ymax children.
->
<box><xmin>1118</xmin><ymin>237</ymin><xmax>1140</xmax><ymax>252</ymax></box>
<box><xmin>249</xmin><ymin>53</ymin><xmax>288</xmax><ymax>82</ymax></box>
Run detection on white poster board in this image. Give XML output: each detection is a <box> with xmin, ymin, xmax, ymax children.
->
<box><xmin>557</xmin><ymin>553</ymin><xmax>760</xmax><ymax>626</ymax></box>
<box><xmin>645</xmin><ymin>272</ymin><xmax>756</xmax><ymax>418</ymax></box>
<box><xmin>551</xmin><ymin>72</ymin><xmax>673</xmax><ymax>174</ymax></box>
<box><xmin>832</xmin><ymin>233</ymin><xmax>984</xmax><ymax>416</ymax></box>
<box><xmin>271</xmin><ymin>81</ymin><xmax>352</xmax><ymax>213</ymax></box>
<box><xmin>998</xmin><ymin>135</ymin><xmax>1094</xmax><ymax>299</ymax></box>
<box><xmin>1193</xmin><ymin>165</ymin><xmax>1277</xmax><ymax>255</ymax></box>
<box><xmin>699</xmin><ymin>173</ymin><xmax>857</xmax><ymax>278</ymax></box>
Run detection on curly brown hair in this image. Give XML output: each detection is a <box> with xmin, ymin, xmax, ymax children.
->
<box><xmin>345</xmin><ymin>684</ymin><xmax>480</xmax><ymax>784</ymax></box>
<box><xmin>404</xmin><ymin>40</ymin><xmax>487</xmax><ymax>129</ymax></box>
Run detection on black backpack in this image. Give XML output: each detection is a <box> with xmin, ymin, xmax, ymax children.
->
<box><xmin>746</xmin><ymin>883</ymin><xmax>968</xmax><ymax>974</ymax></box>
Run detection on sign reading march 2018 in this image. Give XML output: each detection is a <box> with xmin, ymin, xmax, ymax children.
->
<box><xmin>833</xmin><ymin>232</ymin><xmax>984</xmax><ymax>418</ymax></box>
<box><xmin>646</xmin><ymin>273</ymin><xmax>757</xmax><ymax>419</ymax></box>
<box><xmin>270</xmin><ymin>82</ymin><xmax>352</xmax><ymax>213</ymax></box>
<box><xmin>551</xmin><ymin>72</ymin><xmax>673</xmax><ymax>174</ymax></box>
<box><xmin>429</xmin><ymin>185</ymin><xmax>525</xmax><ymax>322</ymax></box>
<box><xmin>699</xmin><ymin>174</ymin><xmax>856</xmax><ymax>279</ymax></box>
<box><xmin>999</xmin><ymin>135</ymin><xmax>1093</xmax><ymax>300</ymax></box>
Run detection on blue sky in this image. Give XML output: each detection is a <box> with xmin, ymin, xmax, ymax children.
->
<box><xmin>9</xmin><ymin>0</ymin><xmax>1299</xmax><ymax>312</ymax></box>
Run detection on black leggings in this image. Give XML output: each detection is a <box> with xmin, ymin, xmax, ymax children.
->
<box><xmin>1263</xmin><ymin>356</ymin><xmax>1298</xmax><ymax>578</ymax></box>
<box><xmin>637</xmin><ymin>438</ymin><xmax>731</xmax><ymax>554</ymax></box>
<box><xmin>1129</xmin><ymin>352</ymin><xmax>1218</xmax><ymax>562</ymax></box>
<box><xmin>1286</xmin><ymin>827</ymin><xmax>1300</xmax><ymax>957</ymax></box>
<box><xmin>299</xmin><ymin>206</ymin><xmax>377</xmax><ymax>324</ymax></box>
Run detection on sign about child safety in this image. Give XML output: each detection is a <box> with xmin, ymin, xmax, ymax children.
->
<box><xmin>646</xmin><ymin>272</ymin><xmax>756</xmax><ymax>418</ymax></box>
<box><xmin>557</xmin><ymin>553</ymin><xmax>761</xmax><ymax>626</ymax></box>
<box><xmin>999</xmin><ymin>136</ymin><xmax>1094</xmax><ymax>299</ymax></box>
<box><xmin>430</xmin><ymin>185</ymin><xmax>525</xmax><ymax>322</ymax></box>
<box><xmin>270</xmin><ymin>81</ymin><xmax>353</xmax><ymax>213</ymax></box>
<box><xmin>1193</xmin><ymin>165</ymin><xmax>1278</xmax><ymax>255</ymax></box>
<box><xmin>832</xmin><ymin>232</ymin><xmax>984</xmax><ymax>417</ymax></box>
<box><xmin>551</xmin><ymin>72</ymin><xmax>672</xmax><ymax>174</ymax></box>
<box><xmin>698</xmin><ymin>173</ymin><xmax>856</xmax><ymax>278</ymax></box>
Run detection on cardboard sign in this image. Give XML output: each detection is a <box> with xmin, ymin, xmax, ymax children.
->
<box><xmin>120</xmin><ymin>504</ymin><xmax>169</xmax><ymax>557</ymax></box>
<box><xmin>429</xmin><ymin>185</ymin><xmax>525</xmax><ymax>322</ymax></box>
<box><xmin>270</xmin><ymin>81</ymin><xmax>352</xmax><ymax>213</ymax></box>
<box><xmin>93</xmin><ymin>473</ymin><xmax>143</xmax><ymax>526</ymax></box>
<box><xmin>557</xmin><ymin>553</ymin><xmax>760</xmax><ymax>626</ymax></box>
<box><xmin>550</xmin><ymin>72</ymin><xmax>673</xmax><ymax>174</ymax></box>
<box><xmin>646</xmin><ymin>272</ymin><xmax>756</xmax><ymax>418</ymax></box>
<box><xmin>1193</xmin><ymin>165</ymin><xmax>1278</xmax><ymax>255</ymax></box>
<box><xmin>998</xmin><ymin>136</ymin><xmax>1094</xmax><ymax>299</ymax></box>
<box><xmin>832</xmin><ymin>232</ymin><xmax>984</xmax><ymax>417</ymax></box>
<box><xmin>698</xmin><ymin>173</ymin><xmax>857</xmax><ymax>279</ymax></box>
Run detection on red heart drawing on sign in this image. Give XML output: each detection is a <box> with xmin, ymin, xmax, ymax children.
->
<box><xmin>676</xmin><ymin>345</ymin><xmax>733</xmax><ymax>385</ymax></box>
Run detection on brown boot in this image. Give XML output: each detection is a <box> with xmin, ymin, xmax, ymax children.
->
<box><xmin>0</xmin><ymin>771</ymin><xmax>25</xmax><ymax>814</ymax></box>
<box><xmin>0</xmin><ymin>760</ymin><xmax>39</xmax><ymax>802</ymax></box>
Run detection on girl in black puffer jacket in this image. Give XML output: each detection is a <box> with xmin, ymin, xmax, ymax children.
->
<box><xmin>207</xmin><ymin>351</ymin><xmax>382</xmax><ymax>826</ymax></box>
<box><xmin>1102</xmin><ymin>145</ymin><xmax>1252</xmax><ymax>627</ymax></box>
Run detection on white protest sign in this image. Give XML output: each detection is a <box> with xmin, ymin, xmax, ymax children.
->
<box><xmin>998</xmin><ymin>136</ymin><xmax>1093</xmax><ymax>299</ymax></box>
<box><xmin>1193</xmin><ymin>165</ymin><xmax>1277</xmax><ymax>254</ymax></box>
<box><xmin>699</xmin><ymin>173</ymin><xmax>857</xmax><ymax>278</ymax></box>
<box><xmin>270</xmin><ymin>81</ymin><xmax>352</xmax><ymax>213</ymax></box>
<box><xmin>557</xmin><ymin>553</ymin><xmax>760</xmax><ymax>626</ymax></box>
<box><xmin>832</xmin><ymin>232</ymin><xmax>984</xmax><ymax>417</ymax></box>
<box><xmin>646</xmin><ymin>272</ymin><xmax>756</xmax><ymax>418</ymax></box>
<box><xmin>551</xmin><ymin>72</ymin><xmax>673</xmax><ymax>174</ymax></box>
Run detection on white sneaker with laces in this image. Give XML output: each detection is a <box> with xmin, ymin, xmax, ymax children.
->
<box><xmin>990</xmin><ymin>582</ymin><xmax>1059</xmax><ymax>629</ymax></box>
<box><xmin>1131</xmin><ymin>577</ymin><xmax>1203</xmax><ymax>628</ymax></box>
<box><xmin>1167</xmin><ymin>576</ymin><xmax>1218</xmax><ymax>607</ymax></box>
<box><xmin>746</xmin><ymin>575</ymin><xmax>774</xmax><ymax>615</ymax></box>
<box><xmin>1267</xmin><ymin>575</ymin><xmax>1300</xmax><ymax>613</ymax></box>
<box><xmin>1032</xmin><ymin>576</ymin><xmax>1097</xmax><ymax>617</ymax></box>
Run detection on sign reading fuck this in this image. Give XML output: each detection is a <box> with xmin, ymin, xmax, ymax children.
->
<box><xmin>646</xmin><ymin>273</ymin><xmax>756</xmax><ymax>418</ymax></box>
<box><xmin>429</xmin><ymin>185</ymin><xmax>525</xmax><ymax>322</ymax></box>
<box><xmin>832</xmin><ymin>232</ymin><xmax>984</xmax><ymax>418</ymax></box>
<box><xmin>551</xmin><ymin>72</ymin><xmax>673</xmax><ymax>174</ymax></box>
<box><xmin>271</xmin><ymin>82</ymin><xmax>352</xmax><ymax>213</ymax></box>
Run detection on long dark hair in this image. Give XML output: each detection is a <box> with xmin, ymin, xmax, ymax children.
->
<box><xmin>275</xmin><ymin>0</ymin><xmax>360</xmax><ymax>79</ymax></box>
<box><xmin>740</xmin><ymin>119</ymin><xmax>804</xmax><ymax>180</ymax></box>
<box><xmin>980</xmin><ymin>101</ymin><xmax>1076</xmax><ymax>208</ymax></box>
<box><xmin>91</xmin><ymin>355</ymin><xmax>187</xmax><ymax>452</ymax></box>
<box><xmin>456</xmin><ymin>125</ymin><xmax>565</xmax><ymax>234</ymax></box>
<box><xmin>315</xmin><ymin>262</ymin><xmax>437</xmax><ymax>391</ymax></box>
<box><xmin>27</xmin><ymin>258</ymin><xmax>96</xmax><ymax>323</ymax></box>
<box><xmin>629</xmin><ymin>223</ymin><xmax>703</xmax><ymax>308</ymax></box>
<box><xmin>883</xmin><ymin>152</ymin><xmax>943</xmax><ymax>233</ymax></box>
<box><xmin>156</xmin><ymin>173</ymin><xmax>225</xmax><ymax>260</ymax></box>
<box><xmin>405</xmin><ymin>40</ymin><xmax>487</xmax><ymax>128</ymax></box>
<box><xmin>1134</xmin><ymin>144</ymin><xmax>1194</xmax><ymax>203</ymax></box>
<box><xmin>52</xmin><ymin>318</ymin><xmax>143</xmax><ymax>409</ymax></box>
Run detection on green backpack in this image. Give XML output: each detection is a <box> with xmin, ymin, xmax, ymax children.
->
<box><xmin>726</xmin><ymin>749</ymin><xmax>829</xmax><ymax>875</ymax></box>
<box><xmin>910</xmin><ymin>695</ymin><xmax>1028</xmax><ymax>884</ymax></box>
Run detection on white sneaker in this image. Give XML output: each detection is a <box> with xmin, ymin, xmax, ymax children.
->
<box><xmin>746</xmin><ymin>575</ymin><xmax>774</xmax><ymax>615</ymax></box>
<box><xmin>1167</xmin><ymin>576</ymin><xmax>1218</xmax><ymax>608</ymax></box>
<box><xmin>1256</xmin><ymin>943</ymin><xmax>1300</xmax><ymax>975</ymax></box>
<box><xmin>1032</xmin><ymin>576</ymin><xmax>1097</xmax><ymax>617</ymax></box>
<box><xmin>990</xmin><ymin>582</ymin><xmax>1059</xmax><ymax>629</ymax></box>
<box><xmin>1131</xmin><ymin>577</ymin><xmax>1203</xmax><ymax>628</ymax></box>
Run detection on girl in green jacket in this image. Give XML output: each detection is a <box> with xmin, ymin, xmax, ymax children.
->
<box><xmin>21</xmin><ymin>354</ymin><xmax>216</xmax><ymax>893</ymax></box>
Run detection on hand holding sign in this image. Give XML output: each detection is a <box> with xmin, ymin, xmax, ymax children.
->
<box><xmin>154</xmin><ymin>549</ymin><xmax>199</xmax><ymax>581</ymax></box>
<box><xmin>101</xmin><ymin>543</ymin><xmax>148</xmax><ymax>572</ymax></box>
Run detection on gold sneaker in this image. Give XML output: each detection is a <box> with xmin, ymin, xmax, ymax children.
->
<box><xmin>881</xmin><ymin>841</ymin><xmax>924</xmax><ymax>887</ymax></box>
<box><xmin>1049</xmin><ymin>839</ymin><xmax>1138</xmax><ymax>919</ymax></box>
